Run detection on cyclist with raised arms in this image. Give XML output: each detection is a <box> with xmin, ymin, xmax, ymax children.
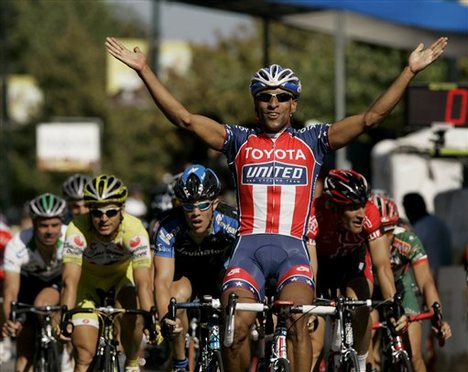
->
<box><xmin>152</xmin><ymin>164</ymin><xmax>239</xmax><ymax>372</ymax></box>
<box><xmin>105</xmin><ymin>35</ymin><xmax>447</xmax><ymax>371</ymax></box>
<box><xmin>1</xmin><ymin>193</ymin><xmax>67</xmax><ymax>371</ymax></box>
<box><xmin>60</xmin><ymin>174</ymin><xmax>154</xmax><ymax>372</ymax></box>
<box><xmin>62</xmin><ymin>173</ymin><xmax>91</xmax><ymax>221</ymax></box>
<box><xmin>369</xmin><ymin>193</ymin><xmax>452</xmax><ymax>372</ymax></box>
<box><xmin>307</xmin><ymin>170</ymin><xmax>402</xmax><ymax>372</ymax></box>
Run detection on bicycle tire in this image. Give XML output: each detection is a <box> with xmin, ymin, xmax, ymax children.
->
<box><xmin>103</xmin><ymin>344</ymin><xmax>120</xmax><ymax>372</ymax></box>
<box><xmin>206</xmin><ymin>350</ymin><xmax>224</xmax><ymax>372</ymax></box>
<box><xmin>250</xmin><ymin>356</ymin><xmax>266</xmax><ymax>372</ymax></box>
<box><xmin>392</xmin><ymin>352</ymin><xmax>414</xmax><ymax>372</ymax></box>
<box><xmin>271</xmin><ymin>358</ymin><xmax>290</xmax><ymax>372</ymax></box>
<box><xmin>46</xmin><ymin>341</ymin><xmax>61</xmax><ymax>372</ymax></box>
<box><xmin>34</xmin><ymin>347</ymin><xmax>47</xmax><ymax>372</ymax></box>
<box><xmin>338</xmin><ymin>349</ymin><xmax>359</xmax><ymax>372</ymax></box>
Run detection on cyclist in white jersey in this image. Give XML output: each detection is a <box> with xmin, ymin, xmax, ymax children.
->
<box><xmin>1</xmin><ymin>193</ymin><xmax>67</xmax><ymax>371</ymax></box>
<box><xmin>105</xmin><ymin>35</ymin><xmax>448</xmax><ymax>372</ymax></box>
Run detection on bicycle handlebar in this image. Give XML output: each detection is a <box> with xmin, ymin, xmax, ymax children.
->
<box><xmin>60</xmin><ymin>305</ymin><xmax>158</xmax><ymax>341</ymax></box>
<box><xmin>431</xmin><ymin>302</ymin><xmax>445</xmax><ymax>347</ymax></box>
<box><xmin>10</xmin><ymin>302</ymin><xmax>63</xmax><ymax>323</ymax></box>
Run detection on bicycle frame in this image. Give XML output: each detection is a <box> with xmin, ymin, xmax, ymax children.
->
<box><xmin>168</xmin><ymin>295</ymin><xmax>224</xmax><ymax>372</ymax></box>
<box><xmin>61</xmin><ymin>306</ymin><xmax>157</xmax><ymax>372</ymax></box>
<box><xmin>10</xmin><ymin>302</ymin><xmax>63</xmax><ymax>372</ymax></box>
<box><xmin>224</xmin><ymin>293</ymin><xmax>336</xmax><ymax>371</ymax></box>
<box><xmin>372</xmin><ymin>302</ymin><xmax>445</xmax><ymax>372</ymax></box>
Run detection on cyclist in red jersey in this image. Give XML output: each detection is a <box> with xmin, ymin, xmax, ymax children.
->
<box><xmin>105</xmin><ymin>36</ymin><xmax>447</xmax><ymax>372</ymax></box>
<box><xmin>308</xmin><ymin>170</ymin><xmax>405</xmax><ymax>372</ymax></box>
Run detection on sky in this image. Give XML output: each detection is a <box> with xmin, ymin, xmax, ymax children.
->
<box><xmin>108</xmin><ymin>0</ymin><xmax>253</xmax><ymax>44</ymax></box>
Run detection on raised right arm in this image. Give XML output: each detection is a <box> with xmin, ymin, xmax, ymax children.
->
<box><xmin>105</xmin><ymin>37</ymin><xmax>226</xmax><ymax>150</ymax></box>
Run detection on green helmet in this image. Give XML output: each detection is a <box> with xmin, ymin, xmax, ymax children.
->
<box><xmin>29</xmin><ymin>193</ymin><xmax>67</xmax><ymax>219</ymax></box>
<box><xmin>84</xmin><ymin>174</ymin><xmax>128</xmax><ymax>206</ymax></box>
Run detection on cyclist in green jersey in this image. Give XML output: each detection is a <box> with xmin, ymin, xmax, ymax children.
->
<box><xmin>369</xmin><ymin>193</ymin><xmax>452</xmax><ymax>372</ymax></box>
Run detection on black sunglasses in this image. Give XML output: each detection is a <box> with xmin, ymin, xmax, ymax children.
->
<box><xmin>89</xmin><ymin>207</ymin><xmax>121</xmax><ymax>218</ymax></box>
<box><xmin>182</xmin><ymin>201</ymin><xmax>213</xmax><ymax>212</ymax></box>
<box><xmin>255</xmin><ymin>92</ymin><xmax>293</xmax><ymax>103</ymax></box>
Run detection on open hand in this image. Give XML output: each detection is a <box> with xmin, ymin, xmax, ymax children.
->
<box><xmin>408</xmin><ymin>37</ymin><xmax>448</xmax><ymax>74</ymax></box>
<box><xmin>105</xmin><ymin>37</ymin><xmax>147</xmax><ymax>72</ymax></box>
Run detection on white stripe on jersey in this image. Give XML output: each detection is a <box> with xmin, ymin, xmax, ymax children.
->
<box><xmin>252</xmin><ymin>185</ymin><xmax>268</xmax><ymax>234</ymax></box>
<box><xmin>278</xmin><ymin>185</ymin><xmax>295</xmax><ymax>235</ymax></box>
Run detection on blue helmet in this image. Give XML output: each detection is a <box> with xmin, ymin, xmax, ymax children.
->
<box><xmin>173</xmin><ymin>165</ymin><xmax>221</xmax><ymax>202</ymax></box>
<box><xmin>250</xmin><ymin>64</ymin><xmax>302</xmax><ymax>97</ymax></box>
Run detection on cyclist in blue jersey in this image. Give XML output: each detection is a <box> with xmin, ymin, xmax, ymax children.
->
<box><xmin>152</xmin><ymin>165</ymin><xmax>239</xmax><ymax>372</ymax></box>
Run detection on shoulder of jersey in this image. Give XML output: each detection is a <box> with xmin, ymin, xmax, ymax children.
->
<box><xmin>216</xmin><ymin>203</ymin><xmax>238</xmax><ymax>219</ymax></box>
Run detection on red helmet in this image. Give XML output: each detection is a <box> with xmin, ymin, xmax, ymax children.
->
<box><xmin>324</xmin><ymin>169</ymin><xmax>369</xmax><ymax>205</ymax></box>
<box><xmin>370</xmin><ymin>193</ymin><xmax>399</xmax><ymax>230</ymax></box>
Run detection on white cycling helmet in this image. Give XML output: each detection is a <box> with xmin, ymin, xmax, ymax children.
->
<box><xmin>250</xmin><ymin>64</ymin><xmax>302</xmax><ymax>97</ymax></box>
<box><xmin>29</xmin><ymin>193</ymin><xmax>67</xmax><ymax>220</ymax></box>
<box><xmin>62</xmin><ymin>174</ymin><xmax>91</xmax><ymax>201</ymax></box>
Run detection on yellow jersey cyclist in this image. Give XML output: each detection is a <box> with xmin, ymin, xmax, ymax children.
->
<box><xmin>2</xmin><ymin>193</ymin><xmax>67</xmax><ymax>371</ymax></box>
<box><xmin>60</xmin><ymin>174</ymin><xmax>154</xmax><ymax>372</ymax></box>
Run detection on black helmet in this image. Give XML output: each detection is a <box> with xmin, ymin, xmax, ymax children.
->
<box><xmin>324</xmin><ymin>169</ymin><xmax>369</xmax><ymax>205</ymax></box>
<box><xmin>173</xmin><ymin>165</ymin><xmax>221</xmax><ymax>203</ymax></box>
<box><xmin>62</xmin><ymin>174</ymin><xmax>91</xmax><ymax>201</ymax></box>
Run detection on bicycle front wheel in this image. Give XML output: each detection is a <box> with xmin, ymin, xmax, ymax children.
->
<box><xmin>272</xmin><ymin>358</ymin><xmax>290</xmax><ymax>372</ymax></box>
<box><xmin>338</xmin><ymin>349</ymin><xmax>359</xmax><ymax>372</ymax></box>
<box><xmin>393</xmin><ymin>352</ymin><xmax>414</xmax><ymax>372</ymax></box>
<box><xmin>206</xmin><ymin>350</ymin><xmax>224</xmax><ymax>372</ymax></box>
<box><xmin>103</xmin><ymin>344</ymin><xmax>120</xmax><ymax>372</ymax></box>
<box><xmin>46</xmin><ymin>341</ymin><xmax>61</xmax><ymax>372</ymax></box>
<box><xmin>34</xmin><ymin>342</ymin><xmax>61</xmax><ymax>372</ymax></box>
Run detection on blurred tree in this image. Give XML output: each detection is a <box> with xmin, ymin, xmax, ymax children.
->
<box><xmin>2</xmin><ymin>2</ymin><xmax>465</xmax><ymax>221</ymax></box>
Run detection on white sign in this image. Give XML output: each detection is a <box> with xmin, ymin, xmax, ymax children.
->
<box><xmin>36</xmin><ymin>121</ymin><xmax>101</xmax><ymax>172</ymax></box>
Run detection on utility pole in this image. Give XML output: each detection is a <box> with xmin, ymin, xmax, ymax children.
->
<box><xmin>151</xmin><ymin>0</ymin><xmax>161</xmax><ymax>75</ymax></box>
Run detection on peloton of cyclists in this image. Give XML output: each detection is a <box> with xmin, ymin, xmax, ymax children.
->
<box><xmin>307</xmin><ymin>170</ymin><xmax>405</xmax><ymax>372</ymax></box>
<box><xmin>105</xmin><ymin>35</ymin><xmax>448</xmax><ymax>371</ymax></box>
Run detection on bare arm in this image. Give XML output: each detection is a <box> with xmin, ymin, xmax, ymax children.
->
<box><xmin>60</xmin><ymin>262</ymin><xmax>82</xmax><ymax>310</ymax></box>
<box><xmin>105</xmin><ymin>37</ymin><xmax>226</xmax><ymax>150</ymax></box>
<box><xmin>133</xmin><ymin>266</ymin><xmax>154</xmax><ymax>311</ymax></box>
<box><xmin>1</xmin><ymin>271</ymin><xmax>21</xmax><ymax>337</ymax></box>
<box><xmin>413</xmin><ymin>260</ymin><xmax>441</xmax><ymax>310</ymax></box>
<box><xmin>328</xmin><ymin>37</ymin><xmax>448</xmax><ymax>149</ymax></box>
<box><xmin>413</xmin><ymin>260</ymin><xmax>452</xmax><ymax>340</ymax></box>
<box><xmin>153</xmin><ymin>256</ymin><xmax>175</xmax><ymax>319</ymax></box>
<box><xmin>369</xmin><ymin>236</ymin><xmax>396</xmax><ymax>299</ymax></box>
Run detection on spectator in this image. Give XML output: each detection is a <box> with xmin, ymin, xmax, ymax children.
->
<box><xmin>402</xmin><ymin>192</ymin><xmax>452</xmax><ymax>274</ymax></box>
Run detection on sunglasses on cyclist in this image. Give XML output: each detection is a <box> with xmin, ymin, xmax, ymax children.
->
<box><xmin>182</xmin><ymin>201</ymin><xmax>213</xmax><ymax>212</ymax></box>
<box><xmin>89</xmin><ymin>207</ymin><xmax>121</xmax><ymax>218</ymax></box>
<box><xmin>255</xmin><ymin>92</ymin><xmax>293</xmax><ymax>103</ymax></box>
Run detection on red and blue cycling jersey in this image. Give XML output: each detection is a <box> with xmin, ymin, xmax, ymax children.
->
<box><xmin>221</xmin><ymin>124</ymin><xmax>331</xmax><ymax>239</ymax></box>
